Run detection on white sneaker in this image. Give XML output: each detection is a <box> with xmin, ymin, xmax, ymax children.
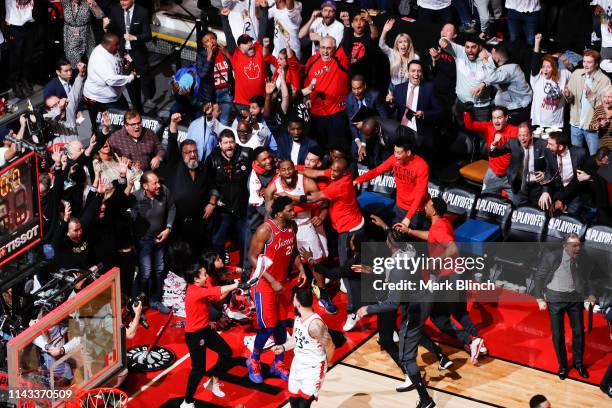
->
<box><xmin>180</xmin><ymin>400</ymin><xmax>195</xmax><ymax>408</ymax></box>
<box><xmin>340</xmin><ymin>279</ymin><xmax>347</xmax><ymax>293</ymax></box>
<box><xmin>393</xmin><ymin>331</ymin><xmax>399</xmax><ymax>343</ymax></box>
<box><xmin>342</xmin><ymin>313</ymin><xmax>361</xmax><ymax>331</ymax></box>
<box><xmin>395</xmin><ymin>375</ymin><xmax>415</xmax><ymax>392</ymax></box>
<box><xmin>470</xmin><ymin>338</ymin><xmax>484</xmax><ymax>363</ymax></box>
<box><xmin>479</xmin><ymin>342</ymin><xmax>488</xmax><ymax>355</ymax></box>
<box><xmin>204</xmin><ymin>378</ymin><xmax>226</xmax><ymax>398</ymax></box>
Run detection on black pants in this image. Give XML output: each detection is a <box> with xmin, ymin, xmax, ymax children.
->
<box><xmin>116</xmin><ymin>250</ymin><xmax>137</xmax><ymax>297</ymax></box>
<box><xmin>289</xmin><ymin>396</ymin><xmax>314</xmax><ymax>408</ymax></box>
<box><xmin>399</xmin><ymin>301</ymin><xmax>432</xmax><ymax>377</ymax></box>
<box><xmin>6</xmin><ymin>22</ymin><xmax>36</xmax><ymax>83</ymax></box>
<box><xmin>127</xmin><ymin>73</ymin><xmax>155</xmax><ymax>114</ymax></box>
<box><xmin>508</xmin><ymin>106</ymin><xmax>531</xmax><ymax>126</ymax></box>
<box><xmin>430</xmin><ymin>301</ymin><xmax>478</xmax><ymax>346</ymax></box>
<box><xmin>184</xmin><ymin>326</ymin><xmax>232</xmax><ymax>403</ymax></box>
<box><xmin>85</xmin><ymin>96</ymin><xmax>129</xmax><ymax>132</ymax></box>
<box><xmin>512</xmin><ymin>182</ymin><xmax>543</xmax><ymax>207</ymax></box>
<box><xmin>379</xmin><ymin>309</ymin><xmax>443</xmax><ymax>371</ymax></box>
<box><xmin>310</xmin><ymin>111</ymin><xmax>350</xmax><ymax>152</ymax></box>
<box><xmin>546</xmin><ymin>291</ymin><xmax>584</xmax><ymax>368</ymax></box>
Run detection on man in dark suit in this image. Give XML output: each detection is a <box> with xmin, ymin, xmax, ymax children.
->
<box><xmin>534</xmin><ymin>233</ymin><xmax>596</xmax><ymax>380</ymax></box>
<box><xmin>358</xmin><ymin>116</ymin><xmax>411</xmax><ymax>168</ymax></box>
<box><xmin>43</xmin><ymin>59</ymin><xmax>73</xmax><ymax>100</ymax></box>
<box><xmin>346</xmin><ymin>74</ymin><xmax>390</xmax><ymax>159</ymax></box>
<box><xmin>276</xmin><ymin>117</ymin><xmax>319</xmax><ymax>165</ymax></box>
<box><xmin>538</xmin><ymin>131</ymin><xmax>588</xmax><ymax>215</ymax></box>
<box><xmin>391</xmin><ymin>60</ymin><xmax>444</xmax><ymax>158</ymax></box>
<box><xmin>106</xmin><ymin>0</ymin><xmax>154</xmax><ymax>113</ymax></box>
<box><xmin>489</xmin><ymin>123</ymin><xmax>548</xmax><ymax>207</ymax></box>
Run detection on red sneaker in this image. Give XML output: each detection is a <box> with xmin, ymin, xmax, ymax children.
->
<box><xmin>271</xmin><ymin>360</ymin><xmax>289</xmax><ymax>381</ymax></box>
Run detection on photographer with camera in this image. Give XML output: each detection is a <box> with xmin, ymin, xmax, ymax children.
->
<box><xmin>0</xmin><ymin>114</ymin><xmax>26</xmax><ymax>167</ymax></box>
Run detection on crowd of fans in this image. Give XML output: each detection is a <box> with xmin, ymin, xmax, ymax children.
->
<box><xmin>2</xmin><ymin>0</ymin><xmax>612</xmax><ymax>406</ymax></box>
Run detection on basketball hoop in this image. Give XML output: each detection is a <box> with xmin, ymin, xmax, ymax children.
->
<box><xmin>76</xmin><ymin>388</ymin><xmax>128</xmax><ymax>408</ymax></box>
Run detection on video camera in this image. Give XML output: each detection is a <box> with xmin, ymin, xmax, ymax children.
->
<box><xmin>125</xmin><ymin>293</ymin><xmax>149</xmax><ymax>329</ymax></box>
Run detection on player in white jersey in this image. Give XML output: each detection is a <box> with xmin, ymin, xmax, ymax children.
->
<box><xmin>222</xmin><ymin>0</ymin><xmax>261</xmax><ymax>41</ymax></box>
<box><xmin>273</xmin><ymin>288</ymin><xmax>334</xmax><ymax>407</ymax></box>
<box><xmin>265</xmin><ymin>160</ymin><xmax>328</xmax><ymax>262</ymax></box>
<box><xmin>268</xmin><ymin>0</ymin><xmax>303</xmax><ymax>59</ymax></box>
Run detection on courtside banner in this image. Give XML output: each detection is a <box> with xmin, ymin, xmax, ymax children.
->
<box><xmin>358</xmin><ymin>241</ymin><xmax>611</xmax><ymax>303</ymax></box>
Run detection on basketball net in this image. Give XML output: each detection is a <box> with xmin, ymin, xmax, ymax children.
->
<box><xmin>75</xmin><ymin>388</ymin><xmax>128</xmax><ymax>408</ymax></box>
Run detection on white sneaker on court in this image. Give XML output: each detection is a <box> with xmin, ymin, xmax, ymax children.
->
<box><xmin>396</xmin><ymin>375</ymin><xmax>416</xmax><ymax>392</ymax></box>
<box><xmin>342</xmin><ymin>313</ymin><xmax>360</xmax><ymax>331</ymax></box>
<box><xmin>180</xmin><ymin>400</ymin><xmax>195</xmax><ymax>408</ymax></box>
<box><xmin>204</xmin><ymin>378</ymin><xmax>226</xmax><ymax>398</ymax></box>
<box><xmin>470</xmin><ymin>337</ymin><xmax>484</xmax><ymax>363</ymax></box>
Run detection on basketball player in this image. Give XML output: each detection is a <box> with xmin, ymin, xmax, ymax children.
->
<box><xmin>246</xmin><ymin>196</ymin><xmax>307</xmax><ymax>383</ymax></box>
<box><xmin>272</xmin><ymin>287</ymin><xmax>335</xmax><ymax>408</ymax></box>
<box><xmin>265</xmin><ymin>160</ymin><xmax>336</xmax><ymax>314</ymax></box>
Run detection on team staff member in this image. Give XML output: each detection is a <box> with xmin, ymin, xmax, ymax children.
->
<box><xmin>246</xmin><ymin>197</ymin><xmax>307</xmax><ymax>384</ymax></box>
<box><xmin>180</xmin><ymin>257</ymin><xmax>249</xmax><ymax>408</ymax></box>
<box><xmin>397</xmin><ymin>197</ymin><xmax>486</xmax><ymax>364</ymax></box>
<box><xmin>304</xmin><ymin>22</ymin><xmax>352</xmax><ymax>151</ymax></box>
<box><xmin>273</xmin><ymin>288</ymin><xmax>335</xmax><ymax>408</ymax></box>
<box><xmin>355</xmin><ymin>138</ymin><xmax>430</xmax><ymax>230</ymax></box>
<box><xmin>303</xmin><ymin>158</ymin><xmax>365</xmax><ymax>331</ymax></box>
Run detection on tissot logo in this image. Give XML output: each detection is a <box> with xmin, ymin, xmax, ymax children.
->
<box><xmin>2</xmin><ymin>225</ymin><xmax>40</xmax><ymax>255</ymax></box>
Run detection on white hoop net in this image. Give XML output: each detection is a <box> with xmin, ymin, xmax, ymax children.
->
<box><xmin>77</xmin><ymin>388</ymin><xmax>128</xmax><ymax>408</ymax></box>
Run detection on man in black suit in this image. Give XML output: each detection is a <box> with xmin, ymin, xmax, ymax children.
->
<box><xmin>391</xmin><ymin>60</ymin><xmax>444</xmax><ymax>160</ymax></box>
<box><xmin>346</xmin><ymin>74</ymin><xmax>390</xmax><ymax>160</ymax></box>
<box><xmin>538</xmin><ymin>131</ymin><xmax>588</xmax><ymax>215</ymax></box>
<box><xmin>359</xmin><ymin>116</ymin><xmax>411</xmax><ymax>168</ymax></box>
<box><xmin>534</xmin><ymin>233</ymin><xmax>596</xmax><ymax>380</ymax></box>
<box><xmin>489</xmin><ymin>123</ymin><xmax>548</xmax><ymax>207</ymax></box>
<box><xmin>276</xmin><ymin>117</ymin><xmax>319</xmax><ymax>166</ymax></box>
<box><xmin>106</xmin><ymin>0</ymin><xmax>154</xmax><ymax>113</ymax></box>
<box><xmin>43</xmin><ymin>59</ymin><xmax>73</xmax><ymax>100</ymax></box>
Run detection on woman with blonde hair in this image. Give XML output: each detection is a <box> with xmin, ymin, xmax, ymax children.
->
<box><xmin>589</xmin><ymin>84</ymin><xmax>612</xmax><ymax>150</ymax></box>
<box><xmin>379</xmin><ymin>19</ymin><xmax>419</xmax><ymax>88</ymax></box>
<box><xmin>530</xmin><ymin>34</ymin><xmax>570</xmax><ymax>128</ymax></box>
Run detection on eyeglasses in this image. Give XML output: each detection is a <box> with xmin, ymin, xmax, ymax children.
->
<box><xmin>126</xmin><ymin>121</ymin><xmax>142</xmax><ymax>127</ymax></box>
<box><xmin>183</xmin><ymin>149</ymin><xmax>197</xmax><ymax>156</ymax></box>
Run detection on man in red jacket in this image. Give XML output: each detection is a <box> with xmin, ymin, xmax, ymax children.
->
<box><xmin>355</xmin><ymin>137</ymin><xmax>430</xmax><ymax>230</ymax></box>
<box><xmin>464</xmin><ymin>105</ymin><xmax>518</xmax><ymax>200</ymax></box>
<box><xmin>304</xmin><ymin>20</ymin><xmax>352</xmax><ymax>152</ymax></box>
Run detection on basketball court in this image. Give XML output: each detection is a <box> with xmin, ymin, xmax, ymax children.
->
<box><xmin>121</xmin><ymin>288</ymin><xmax>612</xmax><ymax>408</ymax></box>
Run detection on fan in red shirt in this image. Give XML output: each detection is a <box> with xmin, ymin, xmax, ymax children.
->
<box><xmin>464</xmin><ymin>106</ymin><xmax>518</xmax><ymax>199</ymax></box>
<box><xmin>263</xmin><ymin>33</ymin><xmax>302</xmax><ymax>93</ymax></box>
<box><xmin>221</xmin><ymin>9</ymin><xmax>268</xmax><ymax>108</ymax></box>
<box><xmin>398</xmin><ymin>197</ymin><xmax>487</xmax><ymax>365</ymax></box>
<box><xmin>355</xmin><ymin>137</ymin><xmax>430</xmax><ymax>230</ymax></box>
<box><xmin>304</xmin><ymin>26</ymin><xmax>352</xmax><ymax>151</ymax></box>
<box><xmin>246</xmin><ymin>196</ymin><xmax>307</xmax><ymax>384</ymax></box>
<box><xmin>181</xmin><ymin>258</ymin><xmax>250</xmax><ymax>407</ymax></box>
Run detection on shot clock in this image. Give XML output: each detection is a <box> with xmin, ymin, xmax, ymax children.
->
<box><xmin>0</xmin><ymin>151</ymin><xmax>42</xmax><ymax>267</ymax></box>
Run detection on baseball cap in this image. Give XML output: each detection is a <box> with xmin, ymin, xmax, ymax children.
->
<box><xmin>237</xmin><ymin>34</ymin><xmax>254</xmax><ymax>45</ymax></box>
<box><xmin>321</xmin><ymin>1</ymin><xmax>336</xmax><ymax>10</ymax></box>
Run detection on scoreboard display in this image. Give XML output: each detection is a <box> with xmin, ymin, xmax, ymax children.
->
<box><xmin>0</xmin><ymin>152</ymin><xmax>42</xmax><ymax>267</ymax></box>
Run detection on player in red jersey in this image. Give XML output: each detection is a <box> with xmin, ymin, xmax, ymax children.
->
<box><xmin>246</xmin><ymin>196</ymin><xmax>307</xmax><ymax>383</ymax></box>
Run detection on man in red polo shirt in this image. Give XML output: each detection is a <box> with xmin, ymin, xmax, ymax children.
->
<box><xmin>355</xmin><ymin>137</ymin><xmax>430</xmax><ymax>230</ymax></box>
<box><xmin>304</xmin><ymin>19</ymin><xmax>352</xmax><ymax>152</ymax></box>
<box><xmin>221</xmin><ymin>7</ymin><xmax>268</xmax><ymax>111</ymax></box>
<box><xmin>464</xmin><ymin>105</ymin><xmax>518</xmax><ymax>200</ymax></box>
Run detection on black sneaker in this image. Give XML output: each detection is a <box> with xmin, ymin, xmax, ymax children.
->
<box><xmin>438</xmin><ymin>354</ymin><xmax>453</xmax><ymax>370</ymax></box>
<box><xmin>416</xmin><ymin>399</ymin><xmax>436</xmax><ymax>408</ymax></box>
